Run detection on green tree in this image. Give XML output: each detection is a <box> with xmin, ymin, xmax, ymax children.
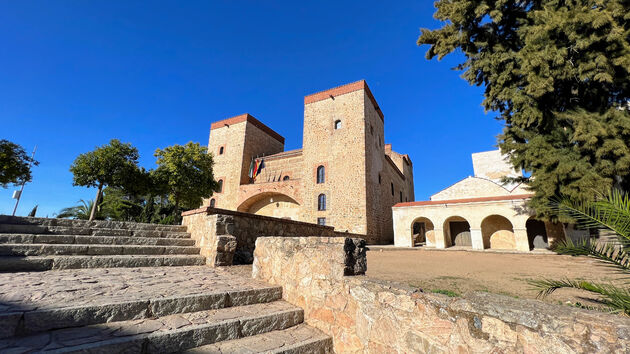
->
<box><xmin>153</xmin><ymin>142</ymin><xmax>218</xmax><ymax>216</ymax></box>
<box><xmin>531</xmin><ymin>190</ymin><xmax>630</xmax><ymax>314</ymax></box>
<box><xmin>0</xmin><ymin>140</ymin><xmax>38</xmax><ymax>188</ymax></box>
<box><xmin>418</xmin><ymin>1</ymin><xmax>630</xmax><ymax>218</ymax></box>
<box><xmin>70</xmin><ymin>139</ymin><xmax>141</xmax><ymax>221</ymax></box>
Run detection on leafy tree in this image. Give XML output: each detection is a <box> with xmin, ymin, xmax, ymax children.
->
<box><xmin>531</xmin><ymin>190</ymin><xmax>630</xmax><ymax>314</ymax></box>
<box><xmin>153</xmin><ymin>142</ymin><xmax>218</xmax><ymax>215</ymax></box>
<box><xmin>70</xmin><ymin>139</ymin><xmax>141</xmax><ymax>221</ymax></box>
<box><xmin>56</xmin><ymin>199</ymin><xmax>102</xmax><ymax>220</ymax></box>
<box><xmin>0</xmin><ymin>140</ymin><xmax>38</xmax><ymax>188</ymax></box>
<box><xmin>418</xmin><ymin>1</ymin><xmax>630</xmax><ymax>218</ymax></box>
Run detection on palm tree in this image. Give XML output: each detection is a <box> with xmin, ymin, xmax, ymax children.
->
<box><xmin>56</xmin><ymin>199</ymin><xmax>100</xmax><ymax>220</ymax></box>
<box><xmin>531</xmin><ymin>189</ymin><xmax>630</xmax><ymax>315</ymax></box>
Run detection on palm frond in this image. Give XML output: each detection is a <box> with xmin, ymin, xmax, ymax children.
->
<box><xmin>553</xmin><ymin>238</ymin><xmax>630</xmax><ymax>274</ymax></box>
<box><xmin>530</xmin><ymin>278</ymin><xmax>630</xmax><ymax>314</ymax></box>
<box><xmin>552</xmin><ymin>189</ymin><xmax>630</xmax><ymax>248</ymax></box>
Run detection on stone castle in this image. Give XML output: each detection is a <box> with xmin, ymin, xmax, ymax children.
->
<box><xmin>205</xmin><ymin>80</ymin><xmax>414</xmax><ymax>244</ymax></box>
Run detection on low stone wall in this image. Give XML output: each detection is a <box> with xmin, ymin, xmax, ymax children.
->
<box><xmin>253</xmin><ymin>236</ymin><xmax>630</xmax><ymax>353</ymax></box>
<box><xmin>182</xmin><ymin>207</ymin><xmax>367</xmax><ymax>265</ymax></box>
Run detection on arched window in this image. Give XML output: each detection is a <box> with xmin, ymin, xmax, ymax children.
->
<box><xmin>334</xmin><ymin>120</ymin><xmax>342</xmax><ymax>130</ymax></box>
<box><xmin>209</xmin><ymin>198</ymin><xmax>216</xmax><ymax>208</ymax></box>
<box><xmin>219</xmin><ymin>146</ymin><xmax>224</xmax><ymax>155</ymax></box>
<box><xmin>317</xmin><ymin>165</ymin><xmax>325</xmax><ymax>184</ymax></box>
<box><xmin>283</xmin><ymin>176</ymin><xmax>290</xmax><ymax>181</ymax></box>
<box><xmin>318</xmin><ymin>194</ymin><xmax>326</xmax><ymax>211</ymax></box>
<box><xmin>217</xmin><ymin>179</ymin><xmax>223</xmax><ymax>193</ymax></box>
<box><xmin>391</xmin><ymin>183</ymin><xmax>394</xmax><ymax>196</ymax></box>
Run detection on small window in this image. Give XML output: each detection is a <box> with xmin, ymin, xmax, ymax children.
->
<box><xmin>317</xmin><ymin>217</ymin><xmax>326</xmax><ymax>226</ymax></box>
<box><xmin>209</xmin><ymin>198</ymin><xmax>216</xmax><ymax>208</ymax></box>
<box><xmin>217</xmin><ymin>179</ymin><xmax>223</xmax><ymax>193</ymax></box>
<box><xmin>334</xmin><ymin>120</ymin><xmax>342</xmax><ymax>130</ymax></box>
<box><xmin>317</xmin><ymin>165</ymin><xmax>325</xmax><ymax>184</ymax></box>
<box><xmin>318</xmin><ymin>194</ymin><xmax>326</xmax><ymax>211</ymax></box>
<box><xmin>219</xmin><ymin>146</ymin><xmax>224</xmax><ymax>155</ymax></box>
<box><xmin>283</xmin><ymin>176</ymin><xmax>290</xmax><ymax>181</ymax></box>
<box><xmin>391</xmin><ymin>183</ymin><xmax>394</xmax><ymax>196</ymax></box>
<box><xmin>378</xmin><ymin>174</ymin><xmax>382</xmax><ymax>184</ymax></box>
<box><xmin>400</xmin><ymin>191</ymin><xmax>403</xmax><ymax>202</ymax></box>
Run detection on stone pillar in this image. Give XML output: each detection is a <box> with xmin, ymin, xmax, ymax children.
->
<box><xmin>470</xmin><ymin>229</ymin><xmax>484</xmax><ymax>250</ymax></box>
<box><xmin>434</xmin><ymin>228</ymin><xmax>447</xmax><ymax>248</ymax></box>
<box><xmin>513</xmin><ymin>228</ymin><xmax>530</xmax><ymax>252</ymax></box>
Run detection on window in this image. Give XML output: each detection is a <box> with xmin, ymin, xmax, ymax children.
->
<box><xmin>317</xmin><ymin>165</ymin><xmax>325</xmax><ymax>184</ymax></box>
<box><xmin>219</xmin><ymin>146</ymin><xmax>224</xmax><ymax>155</ymax></box>
<box><xmin>334</xmin><ymin>120</ymin><xmax>342</xmax><ymax>130</ymax></box>
<box><xmin>317</xmin><ymin>217</ymin><xmax>326</xmax><ymax>226</ymax></box>
<box><xmin>209</xmin><ymin>198</ymin><xmax>216</xmax><ymax>208</ymax></box>
<box><xmin>283</xmin><ymin>176</ymin><xmax>290</xmax><ymax>181</ymax></box>
<box><xmin>217</xmin><ymin>179</ymin><xmax>223</xmax><ymax>193</ymax></box>
<box><xmin>378</xmin><ymin>174</ymin><xmax>382</xmax><ymax>184</ymax></box>
<box><xmin>400</xmin><ymin>191</ymin><xmax>403</xmax><ymax>202</ymax></box>
<box><xmin>391</xmin><ymin>183</ymin><xmax>394</xmax><ymax>196</ymax></box>
<box><xmin>318</xmin><ymin>194</ymin><xmax>326</xmax><ymax>211</ymax></box>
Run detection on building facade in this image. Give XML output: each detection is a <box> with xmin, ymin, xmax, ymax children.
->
<box><xmin>392</xmin><ymin>150</ymin><xmax>567</xmax><ymax>252</ymax></box>
<box><xmin>205</xmin><ymin>80</ymin><xmax>414</xmax><ymax>244</ymax></box>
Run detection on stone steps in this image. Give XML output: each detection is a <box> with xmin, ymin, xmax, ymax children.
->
<box><xmin>184</xmin><ymin>323</ymin><xmax>333</xmax><ymax>353</ymax></box>
<box><xmin>0</xmin><ymin>301</ymin><xmax>304</xmax><ymax>353</ymax></box>
<box><xmin>0</xmin><ymin>234</ymin><xmax>196</xmax><ymax>246</ymax></box>
<box><xmin>0</xmin><ymin>215</ymin><xmax>189</xmax><ymax>232</ymax></box>
<box><xmin>0</xmin><ymin>244</ymin><xmax>201</xmax><ymax>256</ymax></box>
<box><xmin>0</xmin><ymin>266</ymin><xmax>328</xmax><ymax>353</ymax></box>
<box><xmin>0</xmin><ymin>254</ymin><xmax>207</xmax><ymax>271</ymax></box>
<box><xmin>0</xmin><ymin>224</ymin><xmax>191</xmax><ymax>238</ymax></box>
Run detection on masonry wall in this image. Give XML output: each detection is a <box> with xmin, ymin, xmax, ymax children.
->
<box><xmin>302</xmin><ymin>89</ymin><xmax>369</xmax><ymax>234</ymax></box>
<box><xmin>253</xmin><ymin>236</ymin><xmax>630</xmax><ymax>353</ymax></box>
<box><xmin>182</xmin><ymin>207</ymin><xmax>366</xmax><ymax>265</ymax></box>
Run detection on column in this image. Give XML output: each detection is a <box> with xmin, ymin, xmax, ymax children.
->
<box><xmin>470</xmin><ymin>229</ymin><xmax>484</xmax><ymax>250</ymax></box>
<box><xmin>434</xmin><ymin>228</ymin><xmax>447</xmax><ymax>249</ymax></box>
<box><xmin>513</xmin><ymin>228</ymin><xmax>530</xmax><ymax>252</ymax></box>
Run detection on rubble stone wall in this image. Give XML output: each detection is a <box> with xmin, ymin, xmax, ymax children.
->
<box><xmin>253</xmin><ymin>236</ymin><xmax>630</xmax><ymax>353</ymax></box>
<box><xmin>182</xmin><ymin>208</ymin><xmax>366</xmax><ymax>265</ymax></box>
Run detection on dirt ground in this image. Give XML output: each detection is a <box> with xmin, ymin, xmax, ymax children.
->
<box><xmin>366</xmin><ymin>248</ymin><xmax>626</xmax><ymax>310</ymax></box>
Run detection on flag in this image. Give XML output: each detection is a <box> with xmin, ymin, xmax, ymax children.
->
<box><xmin>248</xmin><ymin>159</ymin><xmax>255</xmax><ymax>179</ymax></box>
<box><xmin>253</xmin><ymin>159</ymin><xmax>264</xmax><ymax>179</ymax></box>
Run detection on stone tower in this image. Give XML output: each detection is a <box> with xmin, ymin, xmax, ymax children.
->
<box><xmin>206</xmin><ymin>114</ymin><xmax>285</xmax><ymax>210</ymax></box>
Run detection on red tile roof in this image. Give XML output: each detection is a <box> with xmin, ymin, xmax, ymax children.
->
<box><xmin>393</xmin><ymin>194</ymin><xmax>533</xmax><ymax>208</ymax></box>
<box><xmin>304</xmin><ymin>80</ymin><xmax>384</xmax><ymax>121</ymax></box>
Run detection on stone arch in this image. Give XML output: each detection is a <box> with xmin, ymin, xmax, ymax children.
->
<box><xmin>237</xmin><ymin>192</ymin><xmax>300</xmax><ymax>220</ymax></box>
<box><xmin>443</xmin><ymin>216</ymin><xmax>471</xmax><ymax>247</ymax></box>
<box><xmin>411</xmin><ymin>217</ymin><xmax>434</xmax><ymax>247</ymax></box>
<box><xmin>481</xmin><ymin>215</ymin><xmax>515</xmax><ymax>250</ymax></box>
<box><xmin>526</xmin><ymin>218</ymin><xmax>549</xmax><ymax>250</ymax></box>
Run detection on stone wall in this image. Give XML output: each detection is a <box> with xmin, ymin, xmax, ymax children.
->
<box><xmin>253</xmin><ymin>236</ymin><xmax>630</xmax><ymax>353</ymax></box>
<box><xmin>182</xmin><ymin>207</ymin><xmax>367</xmax><ymax>265</ymax></box>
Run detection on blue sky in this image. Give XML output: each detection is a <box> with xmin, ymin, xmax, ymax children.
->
<box><xmin>0</xmin><ymin>1</ymin><xmax>503</xmax><ymax>217</ymax></box>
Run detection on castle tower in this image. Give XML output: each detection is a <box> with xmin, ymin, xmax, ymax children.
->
<box><xmin>301</xmin><ymin>81</ymin><xmax>392</xmax><ymax>240</ymax></box>
<box><xmin>206</xmin><ymin>114</ymin><xmax>285</xmax><ymax>210</ymax></box>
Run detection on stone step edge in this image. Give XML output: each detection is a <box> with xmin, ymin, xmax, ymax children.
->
<box><xmin>0</xmin><ymin>254</ymin><xmax>206</xmax><ymax>272</ymax></box>
<box><xmin>0</xmin><ymin>285</ymin><xmax>283</xmax><ymax>338</ymax></box>
<box><xmin>0</xmin><ymin>234</ymin><xmax>196</xmax><ymax>246</ymax></box>
<box><xmin>0</xmin><ymin>244</ymin><xmax>201</xmax><ymax>256</ymax></box>
<box><xmin>0</xmin><ymin>226</ymin><xmax>191</xmax><ymax>238</ymax></box>
<box><xmin>0</xmin><ymin>301</ymin><xmax>303</xmax><ymax>353</ymax></box>
<box><xmin>184</xmin><ymin>323</ymin><xmax>333</xmax><ymax>354</ymax></box>
<box><xmin>0</xmin><ymin>215</ymin><xmax>189</xmax><ymax>232</ymax></box>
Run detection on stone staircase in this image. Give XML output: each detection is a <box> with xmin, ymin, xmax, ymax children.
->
<box><xmin>0</xmin><ymin>216</ymin><xmax>332</xmax><ymax>353</ymax></box>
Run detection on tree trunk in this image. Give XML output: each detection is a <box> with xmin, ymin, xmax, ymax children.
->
<box><xmin>89</xmin><ymin>183</ymin><xmax>103</xmax><ymax>221</ymax></box>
